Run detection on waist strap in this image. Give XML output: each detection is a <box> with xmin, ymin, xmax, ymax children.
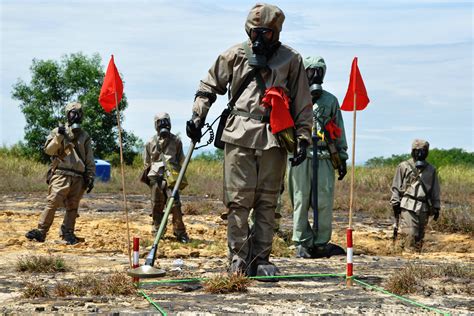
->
<box><xmin>404</xmin><ymin>194</ymin><xmax>427</xmax><ymax>202</ymax></box>
<box><xmin>231</xmin><ymin>109</ymin><xmax>269</xmax><ymax>123</ymax></box>
<box><xmin>56</xmin><ymin>167</ymin><xmax>85</xmax><ymax>176</ymax></box>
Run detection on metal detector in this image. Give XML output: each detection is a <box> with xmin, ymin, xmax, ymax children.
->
<box><xmin>128</xmin><ymin>141</ymin><xmax>196</xmax><ymax>278</ymax></box>
<box><xmin>128</xmin><ymin>121</ymin><xmax>216</xmax><ymax>278</ymax></box>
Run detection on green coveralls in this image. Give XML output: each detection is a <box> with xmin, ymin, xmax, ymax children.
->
<box><xmin>288</xmin><ymin>90</ymin><xmax>348</xmax><ymax>248</ymax></box>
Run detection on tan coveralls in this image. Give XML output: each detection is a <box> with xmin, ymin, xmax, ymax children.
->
<box><xmin>192</xmin><ymin>5</ymin><xmax>312</xmax><ymax>266</ymax></box>
<box><xmin>391</xmin><ymin>159</ymin><xmax>440</xmax><ymax>250</ymax></box>
<box><xmin>38</xmin><ymin>125</ymin><xmax>95</xmax><ymax>236</ymax></box>
<box><xmin>144</xmin><ymin>133</ymin><xmax>186</xmax><ymax>236</ymax></box>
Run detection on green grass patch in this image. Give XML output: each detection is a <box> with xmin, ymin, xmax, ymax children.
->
<box><xmin>17</xmin><ymin>255</ymin><xmax>69</xmax><ymax>273</ymax></box>
<box><xmin>385</xmin><ymin>263</ymin><xmax>474</xmax><ymax>295</ymax></box>
<box><xmin>52</xmin><ymin>273</ymin><xmax>136</xmax><ymax>297</ymax></box>
<box><xmin>22</xmin><ymin>282</ymin><xmax>50</xmax><ymax>298</ymax></box>
<box><xmin>204</xmin><ymin>272</ymin><xmax>251</xmax><ymax>294</ymax></box>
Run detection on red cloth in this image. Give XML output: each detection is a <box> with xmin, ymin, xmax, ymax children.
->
<box><xmin>325</xmin><ymin>117</ymin><xmax>342</xmax><ymax>140</ymax></box>
<box><xmin>99</xmin><ymin>55</ymin><xmax>123</xmax><ymax>113</ymax></box>
<box><xmin>261</xmin><ymin>87</ymin><xmax>294</xmax><ymax>134</ymax></box>
<box><xmin>341</xmin><ymin>57</ymin><xmax>370</xmax><ymax>111</ymax></box>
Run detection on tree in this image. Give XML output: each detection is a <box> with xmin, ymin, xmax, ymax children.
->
<box><xmin>11</xmin><ymin>52</ymin><xmax>140</xmax><ymax>163</ymax></box>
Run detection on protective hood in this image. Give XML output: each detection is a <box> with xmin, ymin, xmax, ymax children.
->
<box><xmin>65</xmin><ymin>102</ymin><xmax>83</xmax><ymax>130</ymax></box>
<box><xmin>65</xmin><ymin>102</ymin><xmax>83</xmax><ymax>115</ymax></box>
<box><xmin>303</xmin><ymin>56</ymin><xmax>327</xmax><ymax>80</ymax></box>
<box><xmin>411</xmin><ymin>139</ymin><xmax>429</xmax><ymax>150</ymax></box>
<box><xmin>411</xmin><ymin>139</ymin><xmax>430</xmax><ymax>168</ymax></box>
<box><xmin>154</xmin><ymin>112</ymin><xmax>171</xmax><ymax>137</ymax></box>
<box><xmin>245</xmin><ymin>3</ymin><xmax>285</xmax><ymax>43</ymax></box>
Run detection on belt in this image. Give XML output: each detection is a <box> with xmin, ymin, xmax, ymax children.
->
<box><xmin>404</xmin><ymin>194</ymin><xmax>427</xmax><ymax>202</ymax></box>
<box><xmin>231</xmin><ymin>109</ymin><xmax>269</xmax><ymax>123</ymax></box>
<box><xmin>56</xmin><ymin>167</ymin><xmax>85</xmax><ymax>176</ymax></box>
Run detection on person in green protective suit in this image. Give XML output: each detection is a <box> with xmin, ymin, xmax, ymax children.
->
<box><xmin>288</xmin><ymin>56</ymin><xmax>348</xmax><ymax>258</ymax></box>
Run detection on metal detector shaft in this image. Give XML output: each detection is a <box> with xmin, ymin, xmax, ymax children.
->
<box><xmin>392</xmin><ymin>213</ymin><xmax>400</xmax><ymax>244</ymax></box>
<box><xmin>312</xmin><ymin>134</ymin><xmax>319</xmax><ymax>231</ymax></box>
<box><xmin>144</xmin><ymin>141</ymin><xmax>196</xmax><ymax>267</ymax></box>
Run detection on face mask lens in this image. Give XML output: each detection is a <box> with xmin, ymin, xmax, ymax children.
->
<box><xmin>306</xmin><ymin>68</ymin><xmax>315</xmax><ymax>80</ymax></box>
<box><xmin>160</xmin><ymin>118</ymin><xmax>170</xmax><ymax>128</ymax></box>
<box><xmin>251</xmin><ymin>28</ymin><xmax>273</xmax><ymax>42</ymax></box>
<box><xmin>68</xmin><ymin>110</ymin><xmax>81</xmax><ymax>123</ymax></box>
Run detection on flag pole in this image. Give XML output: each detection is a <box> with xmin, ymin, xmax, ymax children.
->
<box><xmin>115</xmin><ymin>92</ymin><xmax>132</xmax><ymax>268</ymax></box>
<box><xmin>349</xmin><ymin>92</ymin><xmax>357</xmax><ymax>229</ymax></box>
<box><xmin>346</xmin><ymin>92</ymin><xmax>357</xmax><ymax>287</ymax></box>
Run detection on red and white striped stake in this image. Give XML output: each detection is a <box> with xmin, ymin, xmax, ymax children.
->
<box><xmin>132</xmin><ymin>237</ymin><xmax>140</xmax><ymax>283</ymax></box>
<box><xmin>346</xmin><ymin>228</ymin><xmax>353</xmax><ymax>285</ymax></box>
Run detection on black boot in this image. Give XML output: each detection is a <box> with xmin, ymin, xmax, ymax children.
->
<box><xmin>253</xmin><ymin>260</ymin><xmax>279</xmax><ymax>282</ymax></box>
<box><xmin>228</xmin><ymin>257</ymin><xmax>247</xmax><ymax>275</ymax></box>
<box><xmin>62</xmin><ymin>233</ymin><xmax>79</xmax><ymax>245</ymax></box>
<box><xmin>295</xmin><ymin>245</ymin><xmax>313</xmax><ymax>259</ymax></box>
<box><xmin>176</xmin><ymin>232</ymin><xmax>190</xmax><ymax>244</ymax></box>
<box><xmin>312</xmin><ymin>243</ymin><xmax>346</xmax><ymax>258</ymax></box>
<box><xmin>25</xmin><ymin>229</ymin><xmax>46</xmax><ymax>242</ymax></box>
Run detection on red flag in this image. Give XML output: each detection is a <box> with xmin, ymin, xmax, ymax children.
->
<box><xmin>99</xmin><ymin>55</ymin><xmax>123</xmax><ymax>113</ymax></box>
<box><xmin>261</xmin><ymin>87</ymin><xmax>294</xmax><ymax>134</ymax></box>
<box><xmin>341</xmin><ymin>57</ymin><xmax>370</xmax><ymax>111</ymax></box>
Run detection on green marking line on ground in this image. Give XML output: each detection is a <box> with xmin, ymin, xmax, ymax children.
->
<box><xmin>138</xmin><ymin>273</ymin><xmax>345</xmax><ymax>286</ymax></box>
<box><xmin>139</xmin><ymin>289</ymin><xmax>167</xmax><ymax>316</ymax></box>
<box><xmin>137</xmin><ymin>273</ymin><xmax>451</xmax><ymax>315</ymax></box>
<box><xmin>353</xmin><ymin>278</ymin><xmax>450</xmax><ymax>316</ymax></box>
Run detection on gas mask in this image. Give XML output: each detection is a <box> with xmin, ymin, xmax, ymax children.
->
<box><xmin>306</xmin><ymin>67</ymin><xmax>325</xmax><ymax>99</ymax></box>
<box><xmin>67</xmin><ymin>109</ymin><xmax>83</xmax><ymax>130</ymax></box>
<box><xmin>411</xmin><ymin>148</ymin><xmax>428</xmax><ymax>169</ymax></box>
<box><xmin>155</xmin><ymin>118</ymin><xmax>171</xmax><ymax>138</ymax></box>
<box><xmin>248</xmin><ymin>27</ymin><xmax>274</xmax><ymax>68</ymax></box>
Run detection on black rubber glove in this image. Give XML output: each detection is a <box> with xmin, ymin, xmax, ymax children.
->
<box><xmin>432</xmin><ymin>208</ymin><xmax>440</xmax><ymax>221</ymax></box>
<box><xmin>186</xmin><ymin>119</ymin><xmax>202</xmax><ymax>143</ymax></box>
<box><xmin>337</xmin><ymin>160</ymin><xmax>347</xmax><ymax>180</ymax></box>
<box><xmin>58</xmin><ymin>124</ymin><xmax>66</xmax><ymax>135</ymax></box>
<box><xmin>290</xmin><ymin>139</ymin><xmax>308</xmax><ymax>167</ymax></box>
<box><xmin>392</xmin><ymin>204</ymin><xmax>401</xmax><ymax>217</ymax></box>
<box><xmin>86</xmin><ymin>178</ymin><xmax>94</xmax><ymax>193</ymax></box>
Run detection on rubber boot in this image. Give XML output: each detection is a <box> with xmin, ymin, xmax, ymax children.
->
<box><xmin>254</xmin><ymin>260</ymin><xmax>279</xmax><ymax>282</ymax></box>
<box><xmin>295</xmin><ymin>245</ymin><xmax>312</xmax><ymax>259</ymax></box>
<box><xmin>228</xmin><ymin>257</ymin><xmax>247</xmax><ymax>275</ymax></box>
<box><xmin>25</xmin><ymin>229</ymin><xmax>46</xmax><ymax>242</ymax></box>
<box><xmin>175</xmin><ymin>232</ymin><xmax>190</xmax><ymax>244</ymax></box>
<box><xmin>62</xmin><ymin>233</ymin><xmax>79</xmax><ymax>245</ymax></box>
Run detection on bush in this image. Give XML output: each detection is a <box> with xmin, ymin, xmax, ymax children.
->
<box><xmin>366</xmin><ymin>148</ymin><xmax>474</xmax><ymax>168</ymax></box>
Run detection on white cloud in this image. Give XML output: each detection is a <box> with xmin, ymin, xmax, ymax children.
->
<box><xmin>1</xmin><ymin>0</ymin><xmax>472</xmax><ymax>162</ymax></box>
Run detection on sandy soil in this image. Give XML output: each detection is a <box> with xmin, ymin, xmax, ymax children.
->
<box><xmin>0</xmin><ymin>193</ymin><xmax>472</xmax><ymax>315</ymax></box>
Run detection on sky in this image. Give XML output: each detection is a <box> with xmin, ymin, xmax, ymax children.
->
<box><xmin>1</xmin><ymin>0</ymin><xmax>472</xmax><ymax>163</ymax></box>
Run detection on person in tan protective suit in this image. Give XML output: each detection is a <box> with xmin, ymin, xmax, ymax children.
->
<box><xmin>390</xmin><ymin>139</ymin><xmax>441</xmax><ymax>252</ymax></box>
<box><xmin>186</xmin><ymin>3</ymin><xmax>313</xmax><ymax>277</ymax></box>
<box><xmin>143</xmin><ymin>113</ymin><xmax>189</xmax><ymax>243</ymax></box>
<box><xmin>25</xmin><ymin>102</ymin><xmax>95</xmax><ymax>245</ymax></box>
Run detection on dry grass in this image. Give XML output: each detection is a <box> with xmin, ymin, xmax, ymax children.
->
<box><xmin>271</xmin><ymin>234</ymin><xmax>293</xmax><ymax>257</ymax></box>
<box><xmin>1</xmin><ymin>152</ymin><xmax>472</xmax><ymax>234</ymax></box>
<box><xmin>17</xmin><ymin>255</ymin><xmax>69</xmax><ymax>273</ymax></box>
<box><xmin>429</xmin><ymin>206</ymin><xmax>473</xmax><ymax>235</ymax></box>
<box><xmin>22</xmin><ymin>282</ymin><xmax>50</xmax><ymax>298</ymax></box>
<box><xmin>204</xmin><ymin>273</ymin><xmax>251</xmax><ymax>294</ymax></box>
<box><xmin>182</xmin><ymin>200</ymin><xmax>220</xmax><ymax>215</ymax></box>
<box><xmin>385</xmin><ymin>262</ymin><xmax>474</xmax><ymax>295</ymax></box>
<box><xmin>53</xmin><ymin>273</ymin><xmax>135</xmax><ymax>297</ymax></box>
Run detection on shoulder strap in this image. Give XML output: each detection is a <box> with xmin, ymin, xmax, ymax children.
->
<box><xmin>242</xmin><ymin>42</ymin><xmax>267</xmax><ymax>94</ymax></box>
<box><xmin>228</xmin><ymin>68</ymin><xmax>257</xmax><ymax>110</ymax></box>
<box><xmin>406</xmin><ymin>160</ymin><xmax>432</xmax><ymax>198</ymax></box>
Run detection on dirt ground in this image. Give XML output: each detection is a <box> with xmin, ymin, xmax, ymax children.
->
<box><xmin>0</xmin><ymin>193</ymin><xmax>472</xmax><ymax>315</ymax></box>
